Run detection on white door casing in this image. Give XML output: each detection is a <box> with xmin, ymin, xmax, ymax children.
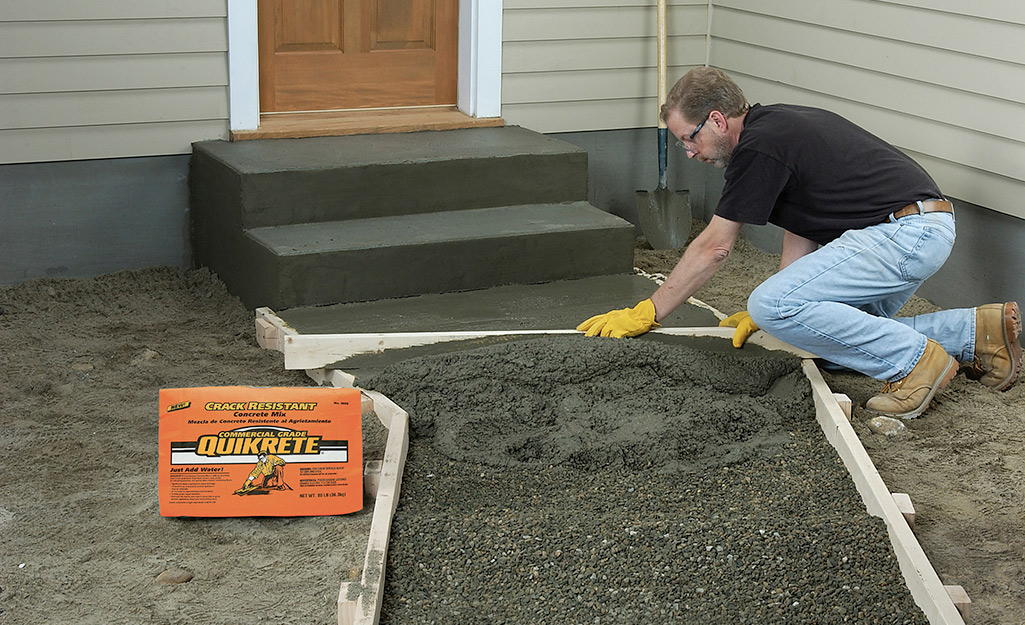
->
<box><xmin>226</xmin><ymin>0</ymin><xmax>501</xmax><ymax>131</ymax></box>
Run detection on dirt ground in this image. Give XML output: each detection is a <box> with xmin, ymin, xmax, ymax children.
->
<box><xmin>1</xmin><ymin>224</ymin><xmax>1022</xmax><ymax>625</ymax></box>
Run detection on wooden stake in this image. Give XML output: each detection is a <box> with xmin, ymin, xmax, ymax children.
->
<box><xmin>944</xmin><ymin>585</ymin><xmax>971</xmax><ymax>620</ymax></box>
<box><xmin>892</xmin><ymin>493</ymin><xmax>916</xmax><ymax>529</ymax></box>
<box><xmin>254</xmin><ymin>307</ymin><xmax>297</xmax><ymax>353</ymax></box>
<box><xmin>833</xmin><ymin>393</ymin><xmax>853</xmax><ymax>420</ymax></box>
<box><xmin>337</xmin><ymin>582</ymin><xmax>358</xmax><ymax>625</ymax></box>
<box><xmin>254</xmin><ymin>317</ymin><xmax>279</xmax><ymax>350</ymax></box>
<box><xmin>364</xmin><ymin>460</ymin><xmax>383</xmax><ymax>499</ymax></box>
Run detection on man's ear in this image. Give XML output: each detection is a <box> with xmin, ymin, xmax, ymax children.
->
<box><xmin>708</xmin><ymin>110</ymin><xmax>726</xmax><ymax>133</ymax></box>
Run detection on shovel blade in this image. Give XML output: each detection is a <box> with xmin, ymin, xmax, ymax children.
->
<box><xmin>636</xmin><ymin>187</ymin><xmax>692</xmax><ymax>249</ymax></box>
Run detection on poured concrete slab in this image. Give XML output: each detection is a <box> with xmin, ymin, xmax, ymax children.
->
<box><xmin>274</xmin><ymin>274</ymin><xmax>716</xmax><ymax>335</ymax></box>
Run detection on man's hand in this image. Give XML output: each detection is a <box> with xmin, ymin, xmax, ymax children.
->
<box><xmin>577</xmin><ymin>299</ymin><xmax>660</xmax><ymax>338</ymax></box>
<box><xmin>719</xmin><ymin>310</ymin><xmax>759</xmax><ymax>348</ymax></box>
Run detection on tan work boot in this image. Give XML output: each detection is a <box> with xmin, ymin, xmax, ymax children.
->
<box><xmin>866</xmin><ymin>339</ymin><xmax>957</xmax><ymax>419</ymax></box>
<box><xmin>966</xmin><ymin>302</ymin><xmax>1022</xmax><ymax>391</ymax></box>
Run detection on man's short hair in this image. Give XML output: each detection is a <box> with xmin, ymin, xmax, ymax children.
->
<box><xmin>660</xmin><ymin>67</ymin><xmax>749</xmax><ymax>124</ymax></box>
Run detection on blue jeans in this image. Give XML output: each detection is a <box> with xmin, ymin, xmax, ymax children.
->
<box><xmin>747</xmin><ymin>212</ymin><xmax>974</xmax><ymax>382</ymax></box>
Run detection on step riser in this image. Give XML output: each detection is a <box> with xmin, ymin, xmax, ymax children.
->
<box><xmin>190</xmin><ymin>152</ymin><xmax>247</xmax><ymax>293</ymax></box>
<box><xmin>244</xmin><ymin>228</ymin><xmax>635</xmax><ymax>310</ymax></box>
<box><xmin>239</xmin><ymin>152</ymin><xmax>589</xmax><ymax>228</ymax></box>
<box><xmin>190</xmin><ymin>127</ymin><xmax>637</xmax><ymax>309</ymax></box>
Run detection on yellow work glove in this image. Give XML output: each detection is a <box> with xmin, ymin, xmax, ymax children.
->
<box><xmin>576</xmin><ymin>299</ymin><xmax>660</xmax><ymax>338</ymax></box>
<box><xmin>719</xmin><ymin>310</ymin><xmax>759</xmax><ymax>348</ymax></box>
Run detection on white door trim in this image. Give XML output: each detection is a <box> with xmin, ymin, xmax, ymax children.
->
<box><xmin>458</xmin><ymin>0</ymin><xmax>503</xmax><ymax>119</ymax></box>
<box><xmin>227</xmin><ymin>0</ymin><xmax>501</xmax><ymax>132</ymax></box>
<box><xmin>226</xmin><ymin>0</ymin><xmax>259</xmax><ymax>131</ymax></box>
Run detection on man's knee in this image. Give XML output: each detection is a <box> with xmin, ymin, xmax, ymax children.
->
<box><xmin>746</xmin><ymin>283</ymin><xmax>779</xmax><ymax>329</ymax></box>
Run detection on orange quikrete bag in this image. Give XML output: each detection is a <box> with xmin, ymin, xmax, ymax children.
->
<box><xmin>158</xmin><ymin>386</ymin><xmax>363</xmax><ymax>517</ymax></box>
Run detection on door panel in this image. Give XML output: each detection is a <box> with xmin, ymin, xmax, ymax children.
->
<box><xmin>259</xmin><ymin>0</ymin><xmax>457</xmax><ymax>112</ymax></box>
<box><xmin>373</xmin><ymin>0</ymin><xmax>432</xmax><ymax>50</ymax></box>
<box><xmin>275</xmin><ymin>0</ymin><xmax>342</xmax><ymax>52</ymax></box>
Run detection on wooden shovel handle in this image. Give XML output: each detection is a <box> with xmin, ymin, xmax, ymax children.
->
<box><xmin>657</xmin><ymin>0</ymin><xmax>667</xmax><ymax>129</ymax></box>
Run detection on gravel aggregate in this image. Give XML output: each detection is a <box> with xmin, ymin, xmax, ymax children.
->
<box><xmin>364</xmin><ymin>336</ymin><xmax>929</xmax><ymax>624</ymax></box>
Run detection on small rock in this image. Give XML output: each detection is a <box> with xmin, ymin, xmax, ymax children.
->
<box><xmin>71</xmin><ymin>363</ymin><xmax>94</xmax><ymax>372</ymax></box>
<box><xmin>156</xmin><ymin>568</ymin><xmax>194</xmax><ymax>584</ymax></box>
<box><xmin>867</xmin><ymin>416</ymin><xmax>905</xmax><ymax>436</ymax></box>
<box><xmin>130</xmin><ymin>348</ymin><xmax>161</xmax><ymax>366</ymax></box>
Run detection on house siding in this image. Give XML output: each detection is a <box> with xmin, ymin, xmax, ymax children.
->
<box><xmin>501</xmin><ymin>1</ymin><xmax>709</xmax><ymax>133</ymax></box>
<box><xmin>708</xmin><ymin>0</ymin><xmax>1025</xmax><ymax>219</ymax></box>
<box><xmin>2</xmin><ymin>0</ymin><xmax>1025</xmax><ymax>287</ymax></box>
<box><xmin>0</xmin><ymin>1</ymin><xmax>229</xmax><ymax>164</ymax></box>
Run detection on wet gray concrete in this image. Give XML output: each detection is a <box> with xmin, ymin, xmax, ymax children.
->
<box><xmin>192</xmin><ymin>126</ymin><xmax>590</xmax><ymax>229</ymax></box>
<box><xmin>245</xmin><ymin>203</ymin><xmax>636</xmax><ymax>308</ymax></box>
<box><xmin>365</xmin><ymin>334</ymin><xmax>800</xmax><ymax>471</ymax></box>
<box><xmin>275</xmin><ymin>274</ymin><xmax>716</xmax><ymax>334</ymax></box>
<box><xmin>335</xmin><ymin>333</ymin><xmax>753</xmax><ymax>388</ymax></box>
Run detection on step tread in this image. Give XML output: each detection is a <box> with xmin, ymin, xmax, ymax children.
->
<box><xmin>247</xmin><ymin>202</ymin><xmax>631</xmax><ymax>255</ymax></box>
<box><xmin>196</xmin><ymin>126</ymin><xmax>582</xmax><ymax>173</ymax></box>
<box><xmin>276</xmin><ymin>275</ymin><xmax>716</xmax><ymax>335</ymax></box>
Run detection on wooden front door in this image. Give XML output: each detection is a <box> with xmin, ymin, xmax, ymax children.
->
<box><xmin>258</xmin><ymin>0</ymin><xmax>458</xmax><ymax>112</ymax></box>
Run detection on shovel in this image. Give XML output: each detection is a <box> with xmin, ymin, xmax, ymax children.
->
<box><xmin>636</xmin><ymin>0</ymin><xmax>692</xmax><ymax>250</ymax></box>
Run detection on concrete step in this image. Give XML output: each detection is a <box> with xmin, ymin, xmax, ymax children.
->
<box><xmin>190</xmin><ymin>126</ymin><xmax>636</xmax><ymax>310</ymax></box>
<box><xmin>191</xmin><ymin>125</ymin><xmax>588</xmax><ymax>229</ymax></box>
<box><xmin>235</xmin><ymin>202</ymin><xmax>635</xmax><ymax>310</ymax></box>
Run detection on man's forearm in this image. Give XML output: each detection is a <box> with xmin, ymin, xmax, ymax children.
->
<box><xmin>649</xmin><ymin>216</ymin><xmax>743</xmax><ymax>322</ymax></box>
<box><xmin>650</xmin><ymin>247</ymin><xmax>728</xmax><ymax>321</ymax></box>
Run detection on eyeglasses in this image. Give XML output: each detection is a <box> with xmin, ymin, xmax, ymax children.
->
<box><xmin>676</xmin><ymin>114</ymin><xmax>710</xmax><ymax>150</ymax></box>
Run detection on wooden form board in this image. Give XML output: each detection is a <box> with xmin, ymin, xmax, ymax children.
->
<box><xmin>803</xmin><ymin>361</ymin><xmax>965</xmax><ymax>625</ymax></box>
<box><xmin>337</xmin><ymin>390</ymin><xmax>409</xmax><ymax>625</ymax></box>
<box><xmin>256</xmin><ymin>308</ymin><xmax>965</xmax><ymax>625</ymax></box>
<box><xmin>255</xmin><ymin>306</ymin><xmax>817</xmax><ymax>371</ymax></box>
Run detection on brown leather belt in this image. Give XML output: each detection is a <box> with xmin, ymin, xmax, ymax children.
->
<box><xmin>890</xmin><ymin>200</ymin><xmax>953</xmax><ymax>220</ymax></box>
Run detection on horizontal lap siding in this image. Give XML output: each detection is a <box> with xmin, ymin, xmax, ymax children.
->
<box><xmin>709</xmin><ymin>0</ymin><xmax>1025</xmax><ymax>219</ymax></box>
<box><xmin>502</xmin><ymin>2</ymin><xmax>709</xmax><ymax>133</ymax></box>
<box><xmin>0</xmin><ymin>0</ymin><xmax>225</xmax><ymax>21</ymax></box>
<box><xmin>3</xmin><ymin>53</ymin><xmax>228</xmax><ymax>93</ymax></box>
<box><xmin>0</xmin><ymin>3</ymin><xmax>229</xmax><ymax>164</ymax></box>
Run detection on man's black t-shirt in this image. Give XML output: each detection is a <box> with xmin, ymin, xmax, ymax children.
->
<box><xmin>714</xmin><ymin>103</ymin><xmax>943</xmax><ymax>244</ymax></box>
